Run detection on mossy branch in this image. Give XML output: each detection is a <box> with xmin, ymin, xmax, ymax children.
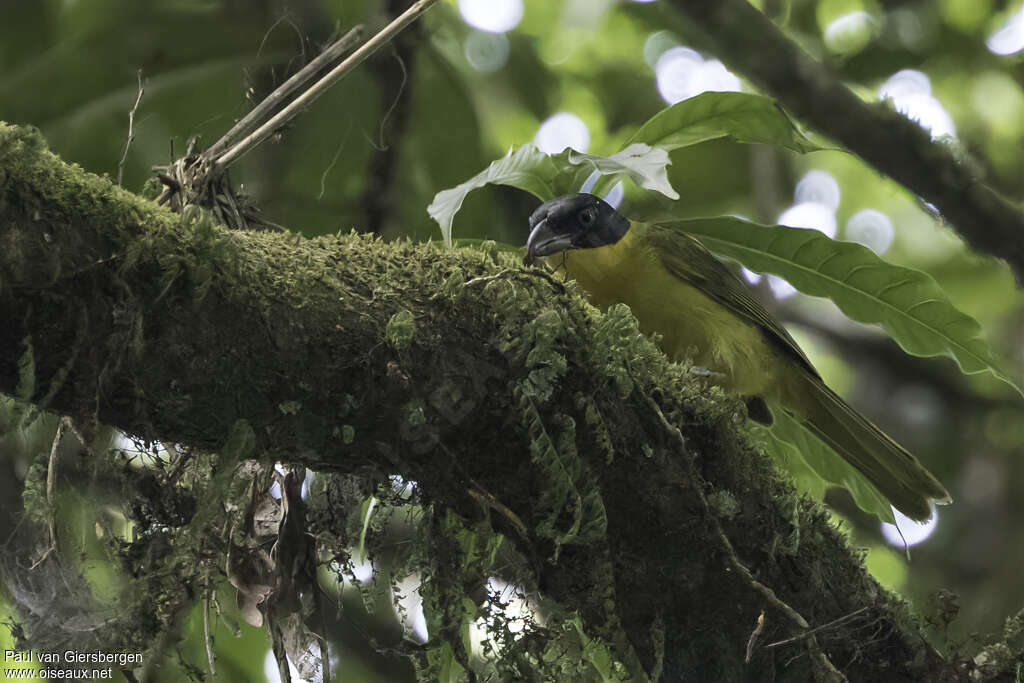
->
<box><xmin>0</xmin><ymin>122</ymin><xmax>1008</xmax><ymax>679</ymax></box>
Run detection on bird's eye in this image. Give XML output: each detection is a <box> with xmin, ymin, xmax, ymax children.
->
<box><xmin>579</xmin><ymin>207</ymin><xmax>597</xmax><ymax>226</ymax></box>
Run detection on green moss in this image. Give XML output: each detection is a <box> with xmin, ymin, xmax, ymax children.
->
<box><xmin>15</xmin><ymin>335</ymin><xmax>34</xmax><ymax>401</ymax></box>
<box><xmin>407</xmin><ymin>399</ymin><xmax>426</xmax><ymax>426</ymax></box>
<box><xmin>341</xmin><ymin>424</ymin><xmax>355</xmax><ymax>444</ymax></box>
<box><xmin>440</xmin><ymin>268</ymin><xmax>465</xmax><ymax>299</ymax></box>
<box><xmin>278</xmin><ymin>401</ymin><xmax>301</xmax><ymax>415</ymax></box>
<box><xmin>386</xmin><ymin>309</ymin><xmax>417</xmax><ymax>349</ymax></box>
<box><xmin>521</xmin><ymin>309</ymin><xmax>568</xmax><ymax>402</ymax></box>
<box><xmin>707</xmin><ymin>489</ymin><xmax>740</xmax><ymax>519</ymax></box>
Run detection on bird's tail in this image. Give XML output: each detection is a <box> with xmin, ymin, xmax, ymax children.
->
<box><xmin>791</xmin><ymin>371</ymin><xmax>951</xmax><ymax>522</ymax></box>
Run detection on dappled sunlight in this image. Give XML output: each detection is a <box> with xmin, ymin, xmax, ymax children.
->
<box><xmin>766</xmin><ymin>274</ymin><xmax>797</xmax><ymax>299</ymax></box>
<box><xmin>777</xmin><ymin>202</ymin><xmax>838</xmax><ymax>238</ymax></box>
<box><xmin>882</xmin><ymin>506</ymin><xmax>938</xmax><ymax>547</ymax></box>
<box><xmin>643</xmin><ymin>30</ymin><xmax>679</xmax><ymax>68</ymax></box>
<box><xmin>469</xmin><ymin>579</ymin><xmax>535</xmax><ymax>655</ymax></box>
<box><xmin>264</xmin><ymin>649</ymin><xmax>305</xmax><ymax>683</ymax></box>
<box><xmin>395</xmin><ymin>575</ymin><xmax>429</xmax><ymax>643</ymax></box>
<box><xmin>879</xmin><ymin>70</ymin><xmax>956</xmax><ymax>139</ymax></box>
<box><xmin>794</xmin><ymin>169</ymin><xmax>841</xmax><ymax>211</ymax></box>
<box><xmin>654</xmin><ymin>47</ymin><xmax>741</xmax><ymax>104</ymax></box>
<box><xmin>824</xmin><ymin>11</ymin><xmax>877</xmax><ymax>54</ymax></box>
<box><xmin>767</xmin><ymin>171</ymin><xmax>843</xmax><ymax>299</ymax></box>
<box><xmin>459</xmin><ymin>0</ymin><xmax>524</xmax><ymax>34</ymax></box>
<box><xmin>464</xmin><ymin>30</ymin><xmax>510</xmax><ymax>72</ymax></box>
<box><xmin>535</xmin><ymin>112</ymin><xmax>590</xmax><ymax>153</ymax></box>
<box><xmin>845</xmin><ymin>208</ymin><xmax>894</xmax><ymax>254</ymax></box>
<box><xmin>987</xmin><ymin>7</ymin><xmax>1024</xmax><ymax>56</ymax></box>
<box><xmin>346</xmin><ymin>554</ymin><xmax>375</xmax><ymax>583</ymax></box>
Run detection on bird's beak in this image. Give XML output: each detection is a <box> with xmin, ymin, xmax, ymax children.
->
<box><xmin>524</xmin><ymin>218</ymin><xmax>574</xmax><ymax>265</ymax></box>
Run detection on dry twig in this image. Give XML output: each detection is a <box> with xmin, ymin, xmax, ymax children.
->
<box><xmin>117</xmin><ymin>69</ymin><xmax>144</xmax><ymax>186</ymax></box>
<box><xmin>204</xmin><ymin>26</ymin><xmax>364</xmax><ymax>162</ymax></box>
<box><xmin>210</xmin><ymin>0</ymin><xmax>440</xmax><ymax>173</ymax></box>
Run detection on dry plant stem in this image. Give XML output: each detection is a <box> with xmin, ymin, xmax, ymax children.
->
<box><xmin>203</xmin><ymin>26</ymin><xmax>364</xmax><ymax>162</ymax></box>
<box><xmin>766</xmin><ymin>607</ymin><xmax>870</xmax><ymax>649</ymax></box>
<box><xmin>211</xmin><ymin>0</ymin><xmax>440</xmax><ymax>174</ymax></box>
<box><xmin>45</xmin><ymin>418</ymin><xmax>68</xmax><ymax>550</ymax></box>
<box><xmin>117</xmin><ymin>69</ymin><xmax>144</xmax><ymax>187</ymax></box>
<box><xmin>639</xmin><ymin>387</ymin><xmax>847</xmax><ymax>681</ymax></box>
<box><xmin>463</xmin><ymin>267</ymin><xmax>566</xmax><ymax>294</ymax></box>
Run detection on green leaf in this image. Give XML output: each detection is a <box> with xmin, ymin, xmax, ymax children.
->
<box><xmin>567</xmin><ymin>144</ymin><xmax>679</xmax><ymax>201</ymax></box>
<box><xmin>668</xmin><ymin>216</ymin><xmax>1021</xmax><ymax>394</ymax></box>
<box><xmin>624</xmin><ymin>91</ymin><xmax>820</xmax><ymax>153</ymax></box>
<box><xmin>759</xmin><ymin>410</ymin><xmax>896</xmax><ymax>523</ymax></box>
<box><xmin>428</xmin><ymin>143</ymin><xmax>677</xmax><ymax>246</ymax></box>
<box><xmin>427</xmin><ymin>145</ymin><xmax>558</xmax><ymax>247</ymax></box>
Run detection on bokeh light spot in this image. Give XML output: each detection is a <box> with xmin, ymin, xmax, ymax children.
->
<box><xmin>987</xmin><ymin>8</ymin><xmax>1024</xmax><ymax>55</ymax></box>
<box><xmin>777</xmin><ymin>202</ymin><xmax>838</xmax><ymax>238</ymax></box>
<box><xmin>881</xmin><ymin>506</ymin><xmax>938</xmax><ymax>547</ymax></box>
<box><xmin>879</xmin><ymin>69</ymin><xmax>932</xmax><ymax>100</ymax></box>
<box><xmin>767</xmin><ymin>275</ymin><xmax>797</xmax><ymax>299</ymax></box>
<box><xmin>264</xmin><ymin>649</ymin><xmax>303</xmax><ymax>683</ymax></box>
<box><xmin>824</xmin><ymin>11</ymin><xmax>877</xmax><ymax>54</ymax></box>
<box><xmin>794</xmin><ymin>170</ymin><xmax>841</xmax><ymax>211</ymax></box>
<box><xmin>535</xmin><ymin>112</ymin><xmax>590</xmax><ymax>154</ymax></box>
<box><xmin>845</xmin><ymin>209</ymin><xmax>894</xmax><ymax>253</ymax></box>
<box><xmin>395</xmin><ymin>575</ymin><xmax>428</xmax><ymax>643</ymax></box>
<box><xmin>655</xmin><ymin>47</ymin><xmax>741</xmax><ymax>104</ymax></box>
<box><xmin>464</xmin><ymin>30</ymin><xmax>510</xmax><ymax>72</ymax></box>
<box><xmin>459</xmin><ymin>0</ymin><xmax>524</xmax><ymax>34</ymax></box>
<box><xmin>643</xmin><ymin>30</ymin><xmax>679</xmax><ymax>68</ymax></box>
<box><xmin>879</xmin><ymin>70</ymin><xmax>956</xmax><ymax>139</ymax></box>
<box><xmin>349</xmin><ymin>555</ymin><xmax>374</xmax><ymax>583</ymax></box>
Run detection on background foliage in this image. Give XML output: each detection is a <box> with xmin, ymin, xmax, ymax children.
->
<box><xmin>2</xmin><ymin>0</ymin><xmax>1024</xmax><ymax>680</ymax></box>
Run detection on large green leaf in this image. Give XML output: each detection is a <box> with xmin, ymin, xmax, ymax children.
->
<box><xmin>427</xmin><ymin>144</ymin><xmax>557</xmax><ymax>247</ymax></box>
<box><xmin>624</xmin><ymin>91</ymin><xmax>821</xmax><ymax>153</ymax></box>
<box><xmin>668</xmin><ymin>216</ymin><xmax>1021</xmax><ymax>394</ymax></box>
<box><xmin>428</xmin><ymin>142</ymin><xmax>677</xmax><ymax>246</ymax></box>
<box><xmin>567</xmin><ymin>144</ymin><xmax>678</xmax><ymax>200</ymax></box>
<box><xmin>760</xmin><ymin>410</ymin><xmax>896</xmax><ymax>523</ymax></box>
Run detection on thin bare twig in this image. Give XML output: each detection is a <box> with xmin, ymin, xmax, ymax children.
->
<box><xmin>117</xmin><ymin>69</ymin><xmax>144</xmax><ymax>186</ymax></box>
<box><xmin>204</xmin><ymin>26</ymin><xmax>364</xmax><ymax>162</ymax></box>
<box><xmin>318</xmin><ymin>123</ymin><xmax>351</xmax><ymax>200</ymax></box>
<box><xmin>45</xmin><ymin>418</ymin><xmax>69</xmax><ymax>550</ymax></box>
<box><xmin>766</xmin><ymin>607</ymin><xmax>870</xmax><ymax>649</ymax></box>
<box><xmin>467</xmin><ymin>480</ymin><xmax>529</xmax><ymax>538</ymax></box>
<box><xmin>210</xmin><ymin>0</ymin><xmax>440</xmax><ymax>174</ymax></box>
<box><xmin>464</xmin><ymin>267</ymin><xmax>566</xmax><ymax>294</ymax></box>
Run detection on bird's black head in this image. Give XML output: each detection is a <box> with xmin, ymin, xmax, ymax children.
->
<box><xmin>524</xmin><ymin>193</ymin><xmax>630</xmax><ymax>265</ymax></box>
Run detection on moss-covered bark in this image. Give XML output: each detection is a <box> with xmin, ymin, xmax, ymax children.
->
<box><xmin>0</xmin><ymin>122</ymin><xmax>997</xmax><ymax>680</ymax></box>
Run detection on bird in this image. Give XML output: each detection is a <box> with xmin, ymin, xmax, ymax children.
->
<box><xmin>524</xmin><ymin>192</ymin><xmax>950</xmax><ymax>521</ymax></box>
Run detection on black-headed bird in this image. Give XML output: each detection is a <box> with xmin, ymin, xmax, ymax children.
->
<box><xmin>524</xmin><ymin>192</ymin><xmax>950</xmax><ymax>521</ymax></box>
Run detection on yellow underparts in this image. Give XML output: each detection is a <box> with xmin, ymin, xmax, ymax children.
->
<box><xmin>548</xmin><ymin>229</ymin><xmax>795</xmax><ymax>402</ymax></box>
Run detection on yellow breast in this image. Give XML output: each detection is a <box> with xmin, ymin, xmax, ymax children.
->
<box><xmin>548</xmin><ymin>229</ymin><xmax>788</xmax><ymax>399</ymax></box>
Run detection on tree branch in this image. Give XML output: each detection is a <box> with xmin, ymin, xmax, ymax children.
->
<box><xmin>669</xmin><ymin>0</ymin><xmax>1024</xmax><ymax>285</ymax></box>
<box><xmin>0</xmin><ymin>123</ymin><xmax>1004</xmax><ymax>679</ymax></box>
